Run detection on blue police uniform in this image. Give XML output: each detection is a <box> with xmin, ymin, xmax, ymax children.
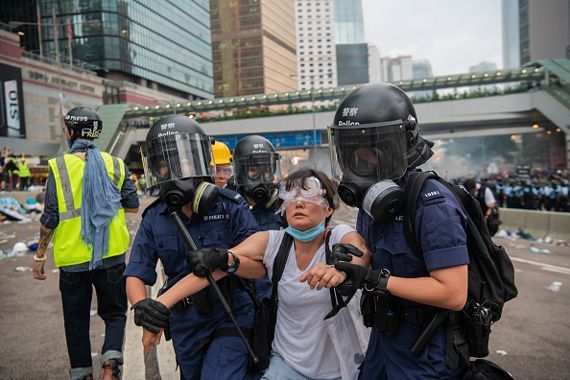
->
<box><xmin>356</xmin><ymin>172</ymin><xmax>470</xmax><ymax>379</ymax></box>
<box><xmin>251</xmin><ymin>206</ymin><xmax>283</xmax><ymax>231</ymax></box>
<box><xmin>124</xmin><ymin>188</ymin><xmax>259</xmax><ymax>380</ymax></box>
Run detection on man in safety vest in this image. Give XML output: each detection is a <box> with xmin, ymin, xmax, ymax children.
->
<box><xmin>17</xmin><ymin>156</ymin><xmax>31</xmax><ymax>190</ymax></box>
<box><xmin>32</xmin><ymin>107</ymin><xmax>139</xmax><ymax>380</ymax></box>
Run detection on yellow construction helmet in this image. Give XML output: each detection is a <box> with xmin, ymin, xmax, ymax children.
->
<box><xmin>211</xmin><ymin>140</ymin><xmax>232</xmax><ymax>166</ymax></box>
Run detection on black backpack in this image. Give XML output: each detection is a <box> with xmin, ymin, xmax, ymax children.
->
<box><xmin>403</xmin><ymin>171</ymin><xmax>518</xmax><ymax>361</ymax></box>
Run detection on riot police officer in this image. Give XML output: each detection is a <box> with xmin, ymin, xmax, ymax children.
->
<box><xmin>124</xmin><ymin>115</ymin><xmax>259</xmax><ymax>379</ymax></box>
<box><xmin>233</xmin><ymin>135</ymin><xmax>283</xmax><ymax>231</ymax></box>
<box><xmin>233</xmin><ymin>135</ymin><xmax>284</xmax><ymax>347</ymax></box>
<box><xmin>329</xmin><ymin>83</ymin><xmax>470</xmax><ymax>379</ymax></box>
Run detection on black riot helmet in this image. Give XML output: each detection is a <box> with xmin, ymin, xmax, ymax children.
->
<box><xmin>233</xmin><ymin>135</ymin><xmax>281</xmax><ymax>208</ymax></box>
<box><xmin>328</xmin><ymin>83</ymin><xmax>434</xmax><ymax>220</ymax></box>
<box><xmin>141</xmin><ymin>115</ymin><xmax>218</xmax><ymax>211</ymax></box>
<box><xmin>64</xmin><ymin>107</ymin><xmax>103</xmax><ymax>140</ymax></box>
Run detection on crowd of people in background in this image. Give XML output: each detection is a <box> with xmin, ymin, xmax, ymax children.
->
<box><xmin>0</xmin><ymin>147</ymin><xmax>33</xmax><ymax>191</ymax></box>
<box><xmin>453</xmin><ymin>168</ymin><xmax>570</xmax><ymax>213</ymax></box>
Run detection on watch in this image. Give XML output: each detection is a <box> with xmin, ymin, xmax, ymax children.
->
<box><xmin>224</xmin><ymin>251</ymin><xmax>240</xmax><ymax>274</ymax></box>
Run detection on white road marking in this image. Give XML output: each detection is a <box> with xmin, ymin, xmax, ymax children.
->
<box><xmin>506</xmin><ymin>257</ymin><xmax>570</xmax><ymax>275</ymax></box>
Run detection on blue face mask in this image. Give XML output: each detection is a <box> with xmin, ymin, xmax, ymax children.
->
<box><xmin>285</xmin><ymin>222</ymin><xmax>325</xmax><ymax>243</ymax></box>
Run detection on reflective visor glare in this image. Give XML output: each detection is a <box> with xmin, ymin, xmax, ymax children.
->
<box><xmin>328</xmin><ymin>122</ymin><xmax>407</xmax><ymax>181</ymax></box>
<box><xmin>235</xmin><ymin>155</ymin><xmax>279</xmax><ymax>184</ymax></box>
<box><xmin>144</xmin><ymin>133</ymin><xmax>213</xmax><ymax>183</ymax></box>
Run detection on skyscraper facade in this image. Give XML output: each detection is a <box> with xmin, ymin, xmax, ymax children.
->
<box><xmin>1</xmin><ymin>0</ymin><xmax>214</xmax><ymax>99</ymax></box>
<box><xmin>368</xmin><ymin>43</ymin><xmax>381</xmax><ymax>83</ymax></box>
<box><xmin>210</xmin><ymin>0</ymin><xmax>297</xmax><ymax>97</ymax></box>
<box><xmin>295</xmin><ymin>0</ymin><xmax>337</xmax><ymax>90</ymax></box>
<box><xmin>519</xmin><ymin>0</ymin><xmax>570</xmax><ymax>64</ymax></box>
<box><xmin>381</xmin><ymin>55</ymin><xmax>413</xmax><ymax>82</ymax></box>
<box><xmin>502</xmin><ymin>0</ymin><xmax>520</xmax><ymax>68</ymax></box>
<box><xmin>333</xmin><ymin>0</ymin><xmax>365</xmax><ymax>44</ymax></box>
<box><xmin>412</xmin><ymin>59</ymin><xmax>433</xmax><ymax>79</ymax></box>
<box><xmin>333</xmin><ymin>0</ymin><xmax>368</xmax><ymax>85</ymax></box>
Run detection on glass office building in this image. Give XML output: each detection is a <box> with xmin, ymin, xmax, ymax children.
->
<box><xmin>30</xmin><ymin>0</ymin><xmax>213</xmax><ymax>99</ymax></box>
<box><xmin>333</xmin><ymin>0</ymin><xmax>365</xmax><ymax>44</ymax></box>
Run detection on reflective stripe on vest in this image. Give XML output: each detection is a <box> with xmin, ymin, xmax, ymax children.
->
<box><xmin>56</xmin><ymin>155</ymin><xmax>122</xmax><ymax>221</ymax></box>
<box><xmin>49</xmin><ymin>152</ymin><xmax>129</xmax><ymax>267</ymax></box>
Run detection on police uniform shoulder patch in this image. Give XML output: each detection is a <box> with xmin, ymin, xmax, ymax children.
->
<box><xmin>142</xmin><ymin>198</ymin><xmax>163</xmax><ymax>218</ymax></box>
<box><xmin>419</xmin><ymin>179</ymin><xmax>446</xmax><ymax>205</ymax></box>
<box><xmin>218</xmin><ymin>187</ymin><xmax>244</xmax><ymax>203</ymax></box>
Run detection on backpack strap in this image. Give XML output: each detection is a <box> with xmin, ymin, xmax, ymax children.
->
<box><xmin>271</xmin><ymin>232</ymin><xmax>294</xmax><ymax>302</ymax></box>
<box><xmin>324</xmin><ymin>227</ymin><xmax>354</xmax><ymax>316</ymax></box>
<box><xmin>403</xmin><ymin>171</ymin><xmax>437</xmax><ymax>257</ymax></box>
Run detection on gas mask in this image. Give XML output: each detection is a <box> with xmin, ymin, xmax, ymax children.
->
<box><xmin>159</xmin><ymin>177</ymin><xmax>218</xmax><ymax>213</ymax></box>
<box><xmin>338</xmin><ymin>177</ymin><xmax>404</xmax><ymax>224</ymax></box>
<box><xmin>242</xmin><ymin>182</ymin><xmax>279</xmax><ymax>209</ymax></box>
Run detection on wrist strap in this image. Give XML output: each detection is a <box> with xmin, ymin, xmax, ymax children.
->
<box><xmin>364</xmin><ymin>268</ymin><xmax>390</xmax><ymax>293</ymax></box>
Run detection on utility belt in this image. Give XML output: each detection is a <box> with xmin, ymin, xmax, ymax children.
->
<box><xmin>362</xmin><ymin>292</ymin><xmax>469</xmax><ymax>369</ymax></box>
<box><xmin>362</xmin><ymin>292</ymin><xmax>436</xmax><ymax>334</ymax></box>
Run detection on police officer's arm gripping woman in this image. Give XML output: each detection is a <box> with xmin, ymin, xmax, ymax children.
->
<box><xmin>123</xmin><ymin>115</ymin><xmax>259</xmax><ymax>380</ymax></box>
<box><xmin>328</xmin><ymin>83</ymin><xmax>469</xmax><ymax>380</ymax></box>
<box><xmin>32</xmin><ymin>107</ymin><xmax>139</xmax><ymax>380</ymax></box>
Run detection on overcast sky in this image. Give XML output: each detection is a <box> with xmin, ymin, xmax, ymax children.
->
<box><xmin>361</xmin><ymin>0</ymin><xmax>503</xmax><ymax>75</ymax></box>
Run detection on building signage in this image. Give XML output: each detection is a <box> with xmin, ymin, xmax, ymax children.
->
<box><xmin>0</xmin><ymin>63</ymin><xmax>26</xmax><ymax>138</ymax></box>
<box><xmin>3</xmin><ymin>80</ymin><xmax>19</xmax><ymax>136</ymax></box>
<box><xmin>26</xmin><ymin>70</ymin><xmax>98</xmax><ymax>94</ymax></box>
<box><xmin>215</xmin><ymin>130</ymin><xmax>323</xmax><ymax>150</ymax></box>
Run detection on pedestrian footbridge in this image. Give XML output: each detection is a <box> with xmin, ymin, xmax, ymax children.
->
<box><xmin>98</xmin><ymin>59</ymin><xmax>570</xmax><ymax>168</ymax></box>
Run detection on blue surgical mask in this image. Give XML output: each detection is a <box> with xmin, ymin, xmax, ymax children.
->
<box><xmin>285</xmin><ymin>222</ymin><xmax>325</xmax><ymax>243</ymax></box>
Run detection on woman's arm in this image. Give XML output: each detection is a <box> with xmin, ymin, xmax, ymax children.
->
<box><xmin>156</xmin><ymin>231</ymin><xmax>271</xmax><ymax>308</ymax></box>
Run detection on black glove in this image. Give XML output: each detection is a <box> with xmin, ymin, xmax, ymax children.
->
<box><xmin>186</xmin><ymin>248</ymin><xmax>228</xmax><ymax>277</ymax></box>
<box><xmin>331</xmin><ymin>243</ymin><xmax>364</xmax><ymax>264</ymax></box>
<box><xmin>334</xmin><ymin>262</ymin><xmax>391</xmax><ymax>296</ymax></box>
<box><xmin>131</xmin><ymin>298</ymin><xmax>171</xmax><ymax>334</ymax></box>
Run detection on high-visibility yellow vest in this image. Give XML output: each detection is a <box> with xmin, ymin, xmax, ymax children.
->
<box><xmin>48</xmin><ymin>152</ymin><xmax>130</xmax><ymax>267</ymax></box>
<box><xmin>18</xmin><ymin>162</ymin><xmax>31</xmax><ymax>178</ymax></box>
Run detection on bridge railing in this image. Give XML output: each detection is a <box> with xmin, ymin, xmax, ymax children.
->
<box><xmin>124</xmin><ymin>64</ymin><xmax>550</xmax><ymax>119</ymax></box>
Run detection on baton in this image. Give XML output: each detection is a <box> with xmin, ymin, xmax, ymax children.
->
<box><xmin>410</xmin><ymin>309</ymin><xmax>449</xmax><ymax>356</ymax></box>
<box><xmin>170</xmin><ymin>210</ymin><xmax>259</xmax><ymax>365</ymax></box>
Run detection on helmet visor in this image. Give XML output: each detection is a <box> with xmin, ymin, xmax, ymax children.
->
<box><xmin>141</xmin><ymin>132</ymin><xmax>214</xmax><ymax>188</ymax></box>
<box><xmin>328</xmin><ymin>121</ymin><xmax>408</xmax><ymax>182</ymax></box>
<box><xmin>234</xmin><ymin>153</ymin><xmax>281</xmax><ymax>186</ymax></box>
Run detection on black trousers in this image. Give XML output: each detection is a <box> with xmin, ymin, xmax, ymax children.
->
<box><xmin>59</xmin><ymin>263</ymin><xmax>127</xmax><ymax>369</ymax></box>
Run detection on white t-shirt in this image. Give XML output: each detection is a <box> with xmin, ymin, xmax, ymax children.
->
<box><xmin>263</xmin><ymin>224</ymin><xmax>355</xmax><ymax>379</ymax></box>
<box><xmin>484</xmin><ymin>187</ymin><xmax>497</xmax><ymax>207</ymax></box>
